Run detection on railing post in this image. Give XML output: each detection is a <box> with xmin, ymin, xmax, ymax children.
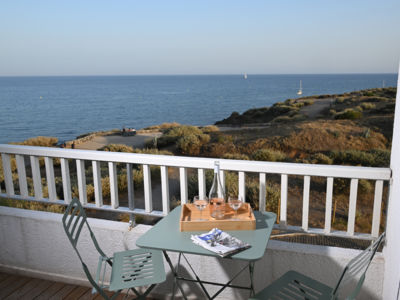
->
<box><xmin>161</xmin><ymin>165</ymin><xmax>170</xmax><ymax>215</ymax></box>
<box><xmin>238</xmin><ymin>171</ymin><xmax>245</xmax><ymax>202</ymax></box>
<box><xmin>30</xmin><ymin>156</ymin><xmax>42</xmax><ymax>200</ymax></box>
<box><xmin>324</xmin><ymin>177</ymin><xmax>334</xmax><ymax>234</ymax></box>
<box><xmin>259</xmin><ymin>173</ymin><xmax>266</xmax><ymax>212</ymax></box>
<box><xmin>76</xmin><ymin>159</ymin><xmax>87</xmax><ymax>204</ymax></box>
<box><xmin>143</xmin><ymin>164</ymin><xmax>152</xmax><ymax>212</ymax></box>
<box><xmin>15</xmin><ymin>155</ymin><xmax>28</xmax><ymax>197</ymax></box>
<box><xmin>302</xmin><ymin>175</ymin><xmax>310</xmax><ymax>231</ymax></box>
<box><xmin>179</xmin><ymin>167</ymin><xmax>188</xmax><ymax>204</ymax></box>
<box><xmin>60</xmin><ymin>158</ymin><xmax>72</xmax><ymax>203</ymax></box>
<box><xmin>347</xmin><ymin>178</ymin><xmax>358</xmax><ymax>236</ymax></box>
<box><xmin>108</xmin><ymin>162</ymin><xmax>119</xmax><ymax>209</ymax></box>
<box><xmin>93</xmin><ymin>161</ymin><xmax>103</xmax><ymax>207</ymax></box>
<box><xmin>280</xmin><ymin>174</ymin><xmax>288</xmax><ymax>228</ymax></box>
<box><xmin>198</xmin><ymin>168</ymin><xmax>206</xmax><ymax>200</ymax></box>
<box><xmin>371</xmin><ymin>180</ymin><xmax>384</xmax><ymax>238</ymax></box>
<box><xmin>1</xmin><ymin>153</ymin><xmax>15</xmax><ymax>196</ymax></box>
<box><xmin>45</xmin><ymin>157</ymin><xmax>57</xmax><ymax>201</ymax></box>
<box><xmin>127</xmin><ymin>163</ymin><xmax>134</xmax><ymax>210</ymax></box>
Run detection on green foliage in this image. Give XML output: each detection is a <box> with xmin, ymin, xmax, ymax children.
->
<box><xmin>252</xmin><ymin>149</ymin><xmax>287</xmax><ymax>162</ymax></box>
<box><xmin>334</xmin><ymin>109</ymin><xmax>363</xmax><ymax>120</ymax></box>
<box><xmin>309</xmin><ymin>153</ymin><xmax>333</xmax><ymax>165</ymax></box>
<box><xmin>361</xmin><ymin>102</ymin><xmax>376</xmax><ymax>110</ymax></box>
<box><xmin>329</xmin><ymin>149</ymin><xmax>390</xmax><ymax>167</ymax></box>
<box><xmin>176</xmin><ymin>134</ymin><xmax>210</xmax><ymax>155</ymax></box>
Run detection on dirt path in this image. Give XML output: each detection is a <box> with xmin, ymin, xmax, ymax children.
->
<box><xmin>75</xmin><ymin>132</ymin><xmax>162</xmax><ymax>150</ymax></box>
<box><xmin>300</xmin><ymin>98</ymin><xmax>334</xmax><ymax>119</ymax></box>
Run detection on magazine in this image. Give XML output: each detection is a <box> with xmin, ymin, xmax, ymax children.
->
<box><xmin>191</xmin><ymin>228</ymin><xmax>251</xmax><ymax>257</ymax></box>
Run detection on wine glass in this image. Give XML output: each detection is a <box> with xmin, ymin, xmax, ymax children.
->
<box><xmin>193</xmin><ymin>196</ymin><xmax>209</xmax><ymax>221</ymax></box>
<box><xmin>228</xmin><ymin>196</ymin><xmax>243</xmax><ymax>220</ymax></box>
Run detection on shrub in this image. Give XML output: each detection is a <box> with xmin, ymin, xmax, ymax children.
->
<box><xmin>334</xmin><ymin>109</ymin><xmax>363</xmax><ymax>120</ymax></box>
<box><xmin>272</xmin><ymin>116</ymin><xmax>292</xmax><ymax>123</ymax></box>
<box><xmin>201</xmin><ymin>125</ymin><xmax>219</xmax><ymax>133</ymax></box>
<box><xmin>176</xmin><ymin>134</ymin><xmax>210</xmax><ymax>155</ymax></box>
<box><xmin>310</xmin><ymin>153</ymin><xmax>333</xmax><ymax>165</ymax></box>
<box><xmin>14</xmin><ymin>136</ymin><xmax>58</xmax><ymax>147</ymax></box>
<box><xmin>252</xmin><ymin>149</ymin><xmax>287</xmax><ymax>162</ymax></box>
<box><xmin>100</xmin><ymin>144</ymin><xmax>133</xmax><ymax>153</ymax></box>
<box><xmin>361</xmin><ymin>102</ymin><xmax>376</xmax><ymax>110</ymax></box>
<box><xmin>303</xmin><ymin>99</ymin><xmax>314</xmax><ymax>106</ymax></box>
<box><xmin>328</xmin><ymin>149</ymin><xmax>390</xmax><ymax>167</ymax></box>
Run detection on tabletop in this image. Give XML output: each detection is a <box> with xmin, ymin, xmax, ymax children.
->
<box><xmin>136</xmin><ymin>206</ymin><xmax>277</xmax><ymax>261</ymax></box>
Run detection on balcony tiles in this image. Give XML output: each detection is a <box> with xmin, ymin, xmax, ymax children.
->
<box><xmin>0</xmin><ymin>272</ymin><xmax>146</xmax><ymax>300</ymax></box>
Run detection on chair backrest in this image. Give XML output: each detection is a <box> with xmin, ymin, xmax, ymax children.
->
<box><xmin>62</xmin><ymin>198</ymin><xmax>116</xmax><ymax>300</ymax></box>
<box><xmin>331</xmin><ymin>232</ymin><xmax>385</xmax><ymax>300</ymax></box>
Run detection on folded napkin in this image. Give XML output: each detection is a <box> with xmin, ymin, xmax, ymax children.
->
<box><xmin>191</xmin><ymin>228</ymin><xmax>251</xmax><ymax>257</ymax></box>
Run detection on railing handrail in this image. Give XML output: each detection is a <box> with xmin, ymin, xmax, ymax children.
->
<box><xmin>0</xmin><ymin>144</ymin><xmax>391</xmax><ymax>180</ymax></box>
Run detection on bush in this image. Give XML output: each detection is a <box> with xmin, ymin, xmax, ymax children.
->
<box><xmin>201</xmin><ymin>125</ymin><xmax>219</xmax><ymax>133</ymax></box>
<box><xmin>252</xmin><ymin>149</ymin><xmax>287</xmax><ymax>162</ymax></box>
<box><xmin>328</xmin><ymin>149</ymin><xmax>390</xmax><ymax>167</ymax></box>
<box><xmin>14</xmin><ymin>136</ymin><xmax>58</xmax><ymax>147</ymax></box>
<box><xmin>176</xmin><ymin>134</ymin><xmax>210</xmax><ymax>155</ymax></box>
<box><xmin>310</xmin><ymin>153</ymin><xmax>333</xmax><ymax>165</ymax></box>
<box><xmin>361</xmin><ymin>102</ymin><xmax>376</xmax><ymax>110</ymax></box>
<box><xmin>100</xmin><ymin>144</ymin><xmax>134</xmax><ymax>153</ymax></box>
<box><xmin>334</xmin><ymin>109</ymin><xmax>363</xmax><ymax>120</ymax></box>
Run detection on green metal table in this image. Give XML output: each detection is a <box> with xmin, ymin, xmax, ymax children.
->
<box><xmin>136</xmin><ymin>206</ymin><xmax>276</xmax><ymax>299</ymax></box>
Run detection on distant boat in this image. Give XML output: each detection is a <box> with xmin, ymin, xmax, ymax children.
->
<box><xmin>297</xmin><ymin>80</ymin><xmax>303</xmax><ymax>95</ymax></box>
<box><xmin>244</xmin><ymin>73</ymin><xmax>247</xmax><ymax>80</ymax></box>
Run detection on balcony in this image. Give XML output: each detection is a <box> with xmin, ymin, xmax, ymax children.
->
<box><xmin>1</xmin><ymin>140</ymin><xmax>398</xmax><ymax>299</ymax></box>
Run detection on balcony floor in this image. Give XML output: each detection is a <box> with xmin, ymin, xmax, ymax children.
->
<box><xmin>0</xmin><ymin>272</ymin><xmax>151</xmax><ymax>299</ymax></box>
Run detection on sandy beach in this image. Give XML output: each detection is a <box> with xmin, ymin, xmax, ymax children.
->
<box><xmin>75</xmin><ymin>132</ymin><xmax>162</xmax><ymax>150</ymax></box>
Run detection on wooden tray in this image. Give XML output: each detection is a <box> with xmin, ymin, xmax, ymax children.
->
<box><xmin>179</xmin><ymin>203</ymin><xmax>256</xmax><ymax>232</ymax></box>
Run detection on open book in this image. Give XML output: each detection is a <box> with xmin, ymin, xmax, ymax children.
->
<box><xmin>191</xmin><ymin>228</ymin><xmax>251</xmax><ymax>257</ymax></box>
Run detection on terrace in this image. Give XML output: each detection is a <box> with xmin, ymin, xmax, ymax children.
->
<box><xmin>0</xmin><ymin>76</ymin><xmax>399</xmax><ymax>299</ymax></box>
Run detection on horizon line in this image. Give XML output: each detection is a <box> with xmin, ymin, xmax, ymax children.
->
<box><xmin>0</xmin><ymin>72</ymin><xmax>398</xmax><ymax>78</ymax></box>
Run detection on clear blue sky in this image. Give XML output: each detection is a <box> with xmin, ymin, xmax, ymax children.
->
<box><xmin>1</xmin><ymin>0</ymin><xmax>399</xmax><ymax>76</ymax></box>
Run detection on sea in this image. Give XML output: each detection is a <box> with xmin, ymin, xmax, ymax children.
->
<box><xmin>0</xmin><ymin>74</ymin><xmax>397</xmax><ymax>144</ymax></box>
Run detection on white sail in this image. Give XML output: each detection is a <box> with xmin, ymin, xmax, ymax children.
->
<box><xmin>297</xmin><ymin>80</ymin><xmax>302</xmax><ymax>95</ymax></box>
<box><xmin>244</xmin><ymin>73</ymin><xmax>247</xmax><ymax>80</ymax></box>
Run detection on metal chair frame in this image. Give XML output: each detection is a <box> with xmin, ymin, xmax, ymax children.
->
<box><xmin>250</xmin><ymin>232</ymin><xmax>385</xmax><ymax>300</ymax></box>
<box><xmin>62</xmin><ymin>198</ymin><xmax>165</xmax><ymax>300</ymax></box>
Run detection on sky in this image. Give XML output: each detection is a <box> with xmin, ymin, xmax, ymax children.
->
<box><xmin>1</xmin><ymin>0</ymin><xmax>399</xmax><ymax>76</ymax></box>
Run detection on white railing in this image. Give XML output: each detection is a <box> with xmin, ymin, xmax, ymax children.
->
<box><xmin>0</xmin><ymin>144</ymin><xmax>391</xmax><ymax>239</ymax></box>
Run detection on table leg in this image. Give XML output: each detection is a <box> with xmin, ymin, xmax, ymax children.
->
<box><xmin>163</xmin><ymin>251</ymin><xmax>187</xmax><ymax>300</ymax></box>
<box><xmin>249</xmin><ymin>262</ymin><xmax>255</xmax><ymax>297</ymax></box>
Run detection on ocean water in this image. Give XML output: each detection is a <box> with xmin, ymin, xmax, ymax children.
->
<box><xmin>0</xmin><ymin>74</ymin><xmax>397</xmax><ymax>144</ymax></box>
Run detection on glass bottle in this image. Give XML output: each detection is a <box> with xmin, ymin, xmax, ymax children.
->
<box><xmin>209</xmin><ymin>161</ymin><xmax>226</xmax><ymax>219</ymax></box>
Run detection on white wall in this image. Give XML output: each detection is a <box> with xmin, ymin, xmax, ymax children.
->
<box><xmin>0</xmin><ymin>206</ymin><xmax>384</xmax><ymax>299</ymax></box>
<box><xmin>383</xmin><ymin>66</ymin><xmax>400</xmax><ymax>300</ymax></box>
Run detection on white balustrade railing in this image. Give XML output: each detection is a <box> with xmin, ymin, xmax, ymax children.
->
<box><xmin>0</xmin><ymin>144</ymin><xmax>391</xmax><ymax>239</ymax></box>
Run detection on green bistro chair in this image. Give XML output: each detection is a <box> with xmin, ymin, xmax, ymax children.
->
<box><xmin>250</xmin><ymin>232</ymin><xmax>385</xmax><ymax>300</ymax></box>
<box><xmin>62</xmin><ymin>198</ymin><xmax>166</xmax><ymax>300</ymax></box>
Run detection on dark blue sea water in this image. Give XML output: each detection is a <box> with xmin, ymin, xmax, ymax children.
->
<box><xmin>0</xmin><ymin>74</ymin><xmax>397</xmax><ymax>144</ymax></box>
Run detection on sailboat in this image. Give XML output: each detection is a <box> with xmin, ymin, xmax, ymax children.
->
<box><xmin>297</xmin><ymin>80</ymin><xmax>303</xmax><ymax>95</ymax></box>
<box><xmin>244</xmin><ymin>73</ymin><xmax>247</xmax><ymax>80</ymax></box>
